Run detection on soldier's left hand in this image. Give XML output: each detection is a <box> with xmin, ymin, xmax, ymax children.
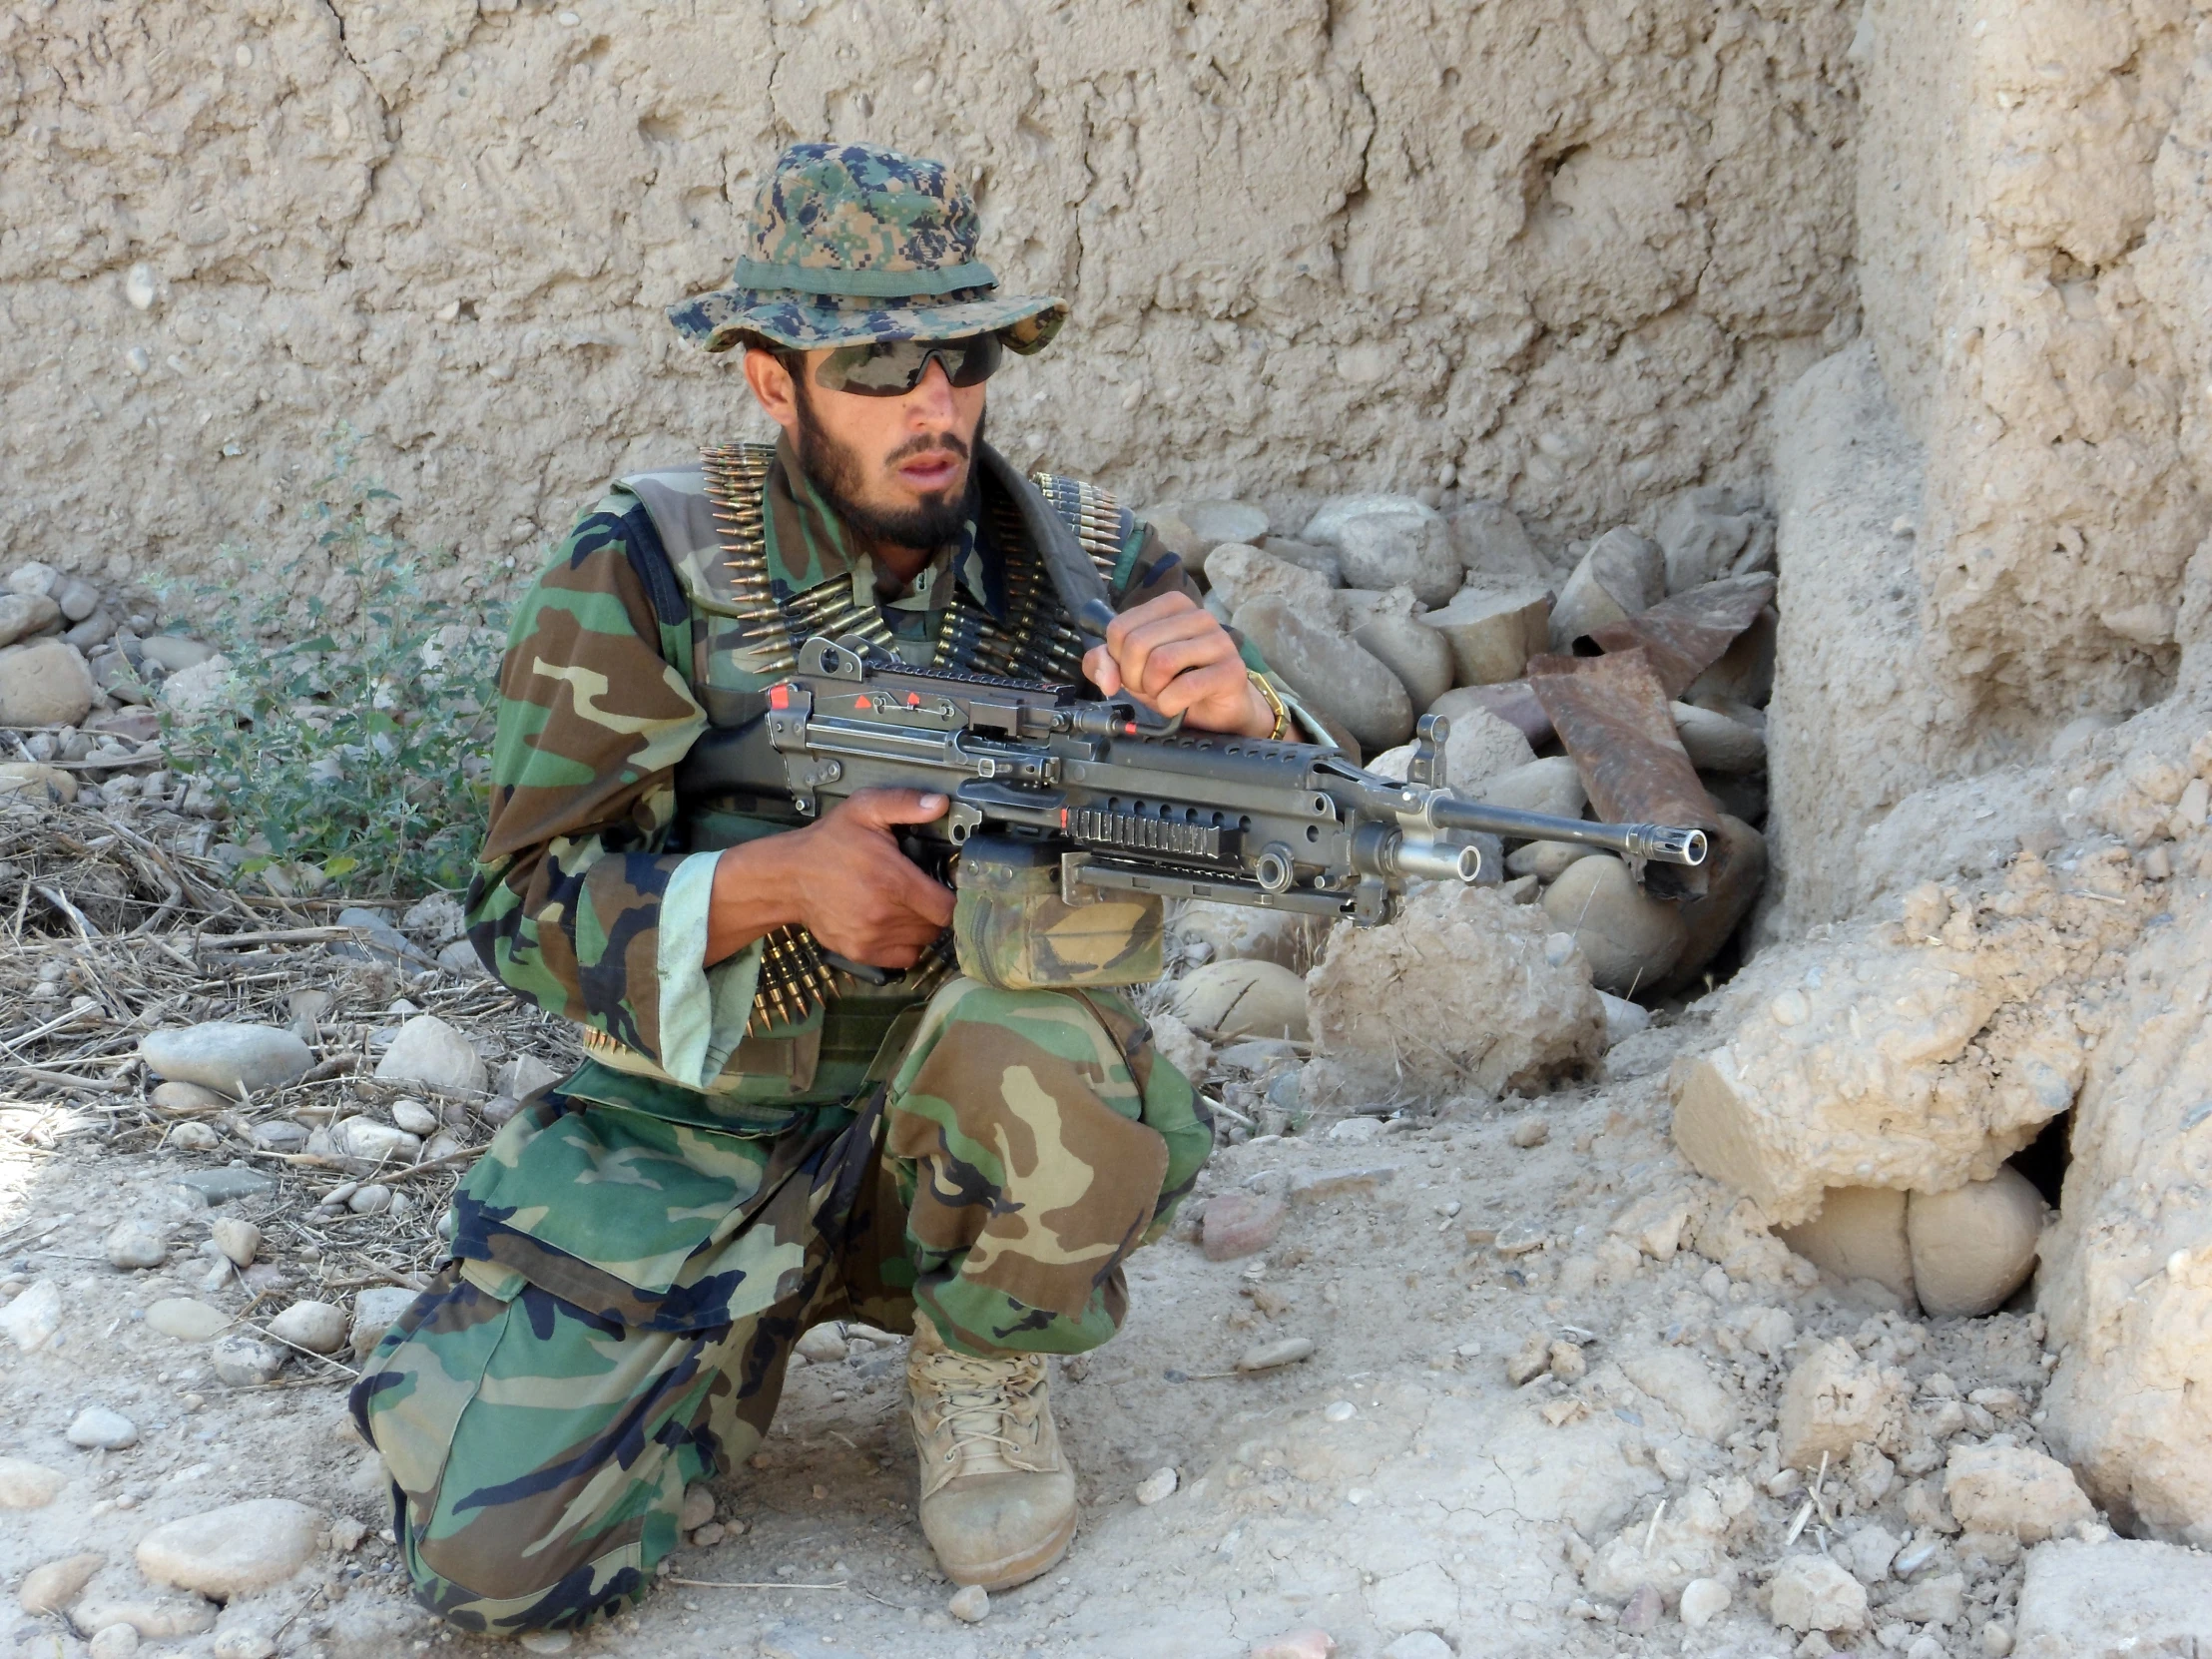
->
<box><xmin>1083</xmin><ymin>593</ymin><xmax>1275</xmax><ymax>737</ymax></box>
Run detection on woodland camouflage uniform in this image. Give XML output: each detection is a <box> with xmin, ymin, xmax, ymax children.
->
<box><xmin>347</xmin><ymin>143</ymin><xmax>1304</xmax><ymax>1636</ymax></box>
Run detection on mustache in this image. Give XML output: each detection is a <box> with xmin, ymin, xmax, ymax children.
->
<box><xmin>884</xmin><ymin>430</ymin><xmax>970</xmax><ymax>466</ymax></box>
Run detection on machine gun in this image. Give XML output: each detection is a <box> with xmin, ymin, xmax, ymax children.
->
<box><xmin>677</xmin><ymin>634</ymin><xmax>1707</xmax><ymax>934</ymax></box>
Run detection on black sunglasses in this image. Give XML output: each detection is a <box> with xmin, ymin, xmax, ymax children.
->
<box><xmin>800</xmin><ymin>333</ymin><xmax>1004</xmax><ymax>397</ymax></box>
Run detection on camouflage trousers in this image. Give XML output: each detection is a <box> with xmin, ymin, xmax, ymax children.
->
<box><xmin>347</xmin><ymin>978</ymin><xmax>1209</xmax><ymax>1636</ymax></box>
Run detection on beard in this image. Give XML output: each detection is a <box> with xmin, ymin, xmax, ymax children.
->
<box><xmin>791</xmin><ymin>375</ymin><xmax>982</xmax><ymax>552</ymax></box>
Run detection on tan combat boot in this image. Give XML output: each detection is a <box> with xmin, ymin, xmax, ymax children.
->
<box><xmin>905</xmin><ymin>1314</ymin><xmax>1077</xmax><ymax>1590</ymax></box>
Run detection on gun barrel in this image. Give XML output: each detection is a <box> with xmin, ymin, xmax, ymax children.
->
<box><xmin>1430</xmin><ymin>797</ymin><xmax>1708</xmax><ymax>867</ymax></box>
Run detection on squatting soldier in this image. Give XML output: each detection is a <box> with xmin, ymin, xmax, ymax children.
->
<box><xmin>350</xmin><ymin>142</ymin><xmax>1323</xmax><ymax>1636</ymax></box>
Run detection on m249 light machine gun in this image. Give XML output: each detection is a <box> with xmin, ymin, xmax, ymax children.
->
<box><xmin>678</xmin><ymin>635</ymin><xmax>1708</xmax><ymax>945</ymax></box>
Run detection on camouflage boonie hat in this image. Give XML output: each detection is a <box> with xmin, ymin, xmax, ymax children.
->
<box><xmin>668</xmin><ymin>142</ymin><xmax>1067</xmax><ymax>356</ymax></box>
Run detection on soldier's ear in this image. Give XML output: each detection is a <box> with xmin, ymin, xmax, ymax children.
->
<box><xmin>742</xmin><ymin>345</ymin><xmax>802</xmax><ymax>433</ymax></box>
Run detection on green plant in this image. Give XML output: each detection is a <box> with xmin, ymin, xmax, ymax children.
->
<box><xmin>160</xmin><ymin>427</ymin><xmax>509</xmax><ymax>898</ymax></box>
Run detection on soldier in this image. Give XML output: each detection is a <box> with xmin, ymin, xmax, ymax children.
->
<box><xmin>349</xmin><ymin>142</ymin><xmax>1320</xmax><ymax>1637</ymax></box>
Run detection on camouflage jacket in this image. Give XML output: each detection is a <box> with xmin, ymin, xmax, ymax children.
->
<box><xmin>465</xmin><ymin>436</ymin><xmax>1301</xmax><ymax>1103</ymax></box>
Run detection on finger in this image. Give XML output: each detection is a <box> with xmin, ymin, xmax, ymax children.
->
<box><xmin>1129</xmin><ymin>630</ymin><xmax>1237</xmax><ymax>701</ymax></box>
<box><xmin>1151</xmin><ymin>659</ymin><xmax>1249</xmax><ymax>719</ymax></box>
<box><xmin>1082</xmin><ymin>644</ymin><xmax>1123</xmax><ymax>696</ymax></box>
<box><xmin>1118</xmin><ymin>614</ymin><xmax>1234</xmax><ymax>700</ymax></box>
<box><xmin>1100</xmin><ymin>590</ymin><xmax>1197</xmax><ymax>657</ymax></box>
<box><xmin>840</xmin><ymin>788</ymin><xmax>950</xmax><ymax>830</ymax></box>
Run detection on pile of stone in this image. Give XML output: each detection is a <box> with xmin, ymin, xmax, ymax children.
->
<box><xmin>1144</xmin><ymin>485</ymin><xmax>1776</xmax><ymax>1000</ymax></box>
<box><xmin>0</xmin><ymin>557</ymin><xmax>228</xmax><ymax>816</ymax></box>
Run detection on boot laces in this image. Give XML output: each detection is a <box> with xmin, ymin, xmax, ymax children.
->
<box><xmin>916</xmin><ymin>1348</ymin><xmax>1048</xmax><ymax>1472</ymax></box>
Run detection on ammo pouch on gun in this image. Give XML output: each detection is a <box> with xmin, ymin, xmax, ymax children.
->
<box><xmin>952</xmin><ymin>834</ymin><xmax>1162</xmax><ymax>992</ymax></box>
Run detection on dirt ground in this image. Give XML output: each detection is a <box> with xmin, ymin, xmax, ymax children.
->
<box><xmin>0</xmin><ymin>957</ymin><xmax>2063</xmax><ymax>1659</ymax></box>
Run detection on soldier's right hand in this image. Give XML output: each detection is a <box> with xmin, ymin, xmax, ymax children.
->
<box><xmin>709</xmin><ymin>788</ymin><xmax>954</xmax><ymax>970</ymax></box>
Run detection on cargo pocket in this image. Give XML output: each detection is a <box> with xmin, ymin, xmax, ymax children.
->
<box><xmin>352</xmin><ymin>1273</ymin><xmax>518</xmax><ymax>1536</ymax></box>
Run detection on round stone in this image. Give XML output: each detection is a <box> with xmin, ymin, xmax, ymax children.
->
<box><xmin>210</xmin><ymin>1218</ymin><xmax>261</xmax><ymax>1268</ymax></box>
<box><xmin>66</xmin><ymin>1407</ymin><xmax>139</xmax><ymax>1450</ymax></box>
<box><xmin>210</xmin><ymin>1334</ymin><xmax>286</xmax><ymax>1387</ymax></box>
<box><xmin>135</xmin><ymin>1498</ymin><xmax>324</xmax><ymax>1597</ymax></box>
<box><xmin>267</xmin><ymin>1302</ymin><xmax>346</xmax><ymax>1355</ymax></box>
<box><xmin>1134</xmin><ymin>1467</ymin><xmax>1179</xmax><ymax>1505</ymax></box>
<box><xmin>139</xmin><ymin>1023</ymin><xmax>313</xmax><ymax>1097</ymax></box>
<box><xmin>948</xmin><ymin>1583</ymin><xmax>990</xmax><ymax>1623</ymax></box>
<box><xmin>104</xmin><ymin>1219</ymin><xmax>171</xmax><ymax>1271</ymax></box>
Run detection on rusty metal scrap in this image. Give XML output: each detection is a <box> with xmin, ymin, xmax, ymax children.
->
<box><xmin>1526</xmin><ymin>647</ymin><xmax>1721</xmax><ymax>901</ymax></box>
<box><xmin>1583</xmin><ymin>572</ymin><xmax>1778</xmax><ymax>699</ymax></box>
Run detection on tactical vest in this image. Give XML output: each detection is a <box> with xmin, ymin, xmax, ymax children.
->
<box><xmin>592</xmin><ymin>442</ymin><xmax>1134</xmax><ymax>1103</ymax></box>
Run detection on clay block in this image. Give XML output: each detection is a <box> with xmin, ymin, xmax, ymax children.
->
<box><xmin>1944</xmin><ymin>1444</ymin><xmax>2094</xmax><ymax>1543</ymax></box>
<box><xmin>1906</xmin><ymin>1168</ymin><xmax>2046</xmax><ymax>1317</ymax></box>
<box><xmin>1417</xmin><ymin>585</ymin><xmax>1552</xmax><ymax>685</ymax></box>
<box><xmin>1778</xmin><ymin>1339</ymin><xmax>1907</xmax><ymax>1470</ymax></box>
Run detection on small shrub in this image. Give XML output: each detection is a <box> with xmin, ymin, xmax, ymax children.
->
<box><xmin>161</xmin><ymin>429</ymin><xmax>509</xmax><ymax>898</ymax></box>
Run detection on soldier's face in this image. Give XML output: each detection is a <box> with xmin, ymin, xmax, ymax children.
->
<box><xmin>744</xmin><ymin>346</ymin><xmax>986</xmax><ymax>550</ymax></box>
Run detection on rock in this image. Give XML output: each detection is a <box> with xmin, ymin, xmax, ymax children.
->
<box><xmin>139</xmin><ymin>635</ymin><xmax>217</xmax><ymax>673</ymax></box>
<box><xmin>1619</xmin><ymin>1585</ymin><xmax>1662</xmax><ymax>1634</ymax></box>
<box><xmin>335</xmin><ymin>906</ymin><xmax>434</xmax><ymax>968</ymax></box>
<box><xmin>329</xmin><ymin>1116</ymin><xmax>422</xmax><ymax>1164</ymax></box>
<box><xmin>0</xmin><ymin>590</ymin><xmax>62</xmax><ymax>647</ymax></box>
<box><xmin>1474</xmin><ymin>755</ymin><xmax>1585</xmax><ymax>820</ymax></box>
<box><xmin>158</xmin><ymin>654</ymin><xmax>240</xmax><ymax>717</ymax></box>
<box><xmin>1308</xmin><ymin>883</ymin><xmax>1604</xmax><ymax>1100</ymax></box>
<box><xmin>1421</xmin><ymin>703</ymin><xmax>1536</xmax><ymax>792</ymax></box>
<box><xmin>0</xmin><ymin>1455</ymin><xmax>66</xmax><ymax>1508</ymax></box>
<box><xmin>1657</xmin><ymin>485</ymin><xmax>1768</xmax><ymax>593</ymax></box>
<box><xmin>4</xmin><ymin>561</ymin><xmax>56</xmax><ymax>597</ymax></box>
<box><xmin>1260</xmin><ymin>537</ymin><xmax>1345</xmax><ymax>585</ymax></box>
<box><xmin>1619</xmin><ymin>1348</ymin><xmax>1738</xmax><ymax>1440</ymax></box>
<box><xmin>795</xmin><ymin>1324</ymin><xmax>848</xmax><ymax>1365</ymax></box>
<box><xmin>89</xmin><ymin>1625</ymin><xmax>140</xmax><ymax>1659</ymax></box>
<box><xmin>210</xmin><ymin>1217</ymin><xmax>261</xmax><ymax>1267</ymax></box>
<box><xmin>1508</xmin><ymin>1114</ymin><xmax>1549</xmax><ymax>1149</ymax></box>
<box><xmin>168</xmin><ymin>1167</ymin><xmax>276</xmax><ymax>1205</ymax></box>
<box><xmin>170</xmin><ymin>1121</ymin><xmax>221</xmax><ymax>1150</ymax></box>
<box><xmin>373</xmin><ymin>1014</ymin><xmax>489</xmax><ymax>1095</ymax></box>
<box><xmin>268</xmin><ymin>1301</ymin><xmax>347</xmax><ymax>1354</ymax></box>
<box><xmin>679</xmin><ymin>1482</ymin><xmax>716</xmax><ymax>1531</ymax></box>
<box><xmin>495</xmin><ymin>1054</ymin><xmax>564</xmax><ymax>1100</ymax></box>
<box><xmin>1680</xmin><ymin>1576</ymin><xmax>1731</xmax><ymax>1629</ymax></box>
<box><xmin>347</xmin><ymin>1183</ymin><xmax>393</xmax><ymax>1215</ymax></box>
<box><xmin>1541</xmin><ymin>854</ymin><xmax>1688</xmax><ymax>996</ymax></box>
<box><xmin>390</xmin><ymin>1098</ymin><xmax>440</xmax><ymax>1135</ymax></box>
<box><xmin>1778</xmin><ymin>1340</ymin><xmax>1906</xmax><ymax>1470</ymax></box>
<box><xmin>1598</xmin><ymin>992</ymin><xmax>1651</xmax><ymax>1047</ymax></box>
<box><xmin>72</xmin><ymin>1598</ymin><xmax>217</xmax><ymax>1641</ymax></box>
<box><xmin>146</xmin><ymin>1298</ymin><xmax>230</xmax><ymax>1341</ymax></box>
<box><xmin>1416</xmin><ymin>584</ymin><xmax>1553</xmax><ymax>686</ymax></box>
<box><xmin>0</xmin><ymin>639</ymin><xmax>97</xmax><ymax>726</ymax></box>
<box><xmin>1172</xmin><ymin>902</ymin><xmax>1327</xmax><ymax>974</ymax></box>
<box><xmin>0</xmin><ymin>760</ymin><xmax>76</xmax><ymax>802</ymax></box>
<box><xmin>1506</xmin><ymin>839</ymin><xmax>1594</xmax><ymax>881</ymax></box>
<box><xmin>349</xmin><ymin>1287</ymin><xmax>417</xmax><ymax>1359</ymax></box>
<box><xmin>1944</xmin><ymin>1445</ymin><xmax>2095</xmax><ymax>1543</ymax></box>
<box><xmin>1169</xmin><ymin>959</ymin><xmax>1309</xmax><ymax>1041</ymax></box>
<box><xmin>1202</xmin><ymin>1192</ymin><xmax>1286</xmax><ymax>1261</ymax></box>
<box><xmin>1658</xmin><ymin>814</ymin><xmax>1767</xmax><ymax>991</ymax></box>
<box><xmin>65</xmin><ymin>609</ymin><xmax>117</xmax><ymax>649</ymax></box>
<box><xmin>150</xmin><ymin>1080</ymin><xmax>232</xmax><ymax>1116</ymax></box>
<box><xmin>52</xmin><ymin>576</ymin><xmax>100</xmax><ymax>622</ymax></box>
<box><xmin>137</xmin><ymin>1498</ymin><xmax>323</xmax><ymax>1598</ymax></box>
<box><xmin>1847</xmin><ymin>1522</ymin><xmax>1904</xmax><ymax>1582</ymax></box>
<box><xmin>1302</xmin><ymin>495</ymin><xmax>1459</xmax><ymax>605</ymax></box>
<box><xmin>1906</xmin><ymin>1169</ymin><xmax>2045</xmax><ymax>1318</ymax></box>
<box><xmin>1429</xmin><ymin>679</ymin><xmax>1551</xmax><ymax>747</ymax></box>
<box><xmin>1672</xmin><ymin>701</ymin><xmax>1768</xmax><ymax>776</ymax></box>
<box><xmin>1146</xmin><ymin>1010</ymin><xmax>1213</xmax><ymax>1084</ymax></box>
<box><xmin>213</xmin><ymin>1632</ymin><xmax>278</xmax><ymax>1659</ymax></box>
<box><xmin>19</xmin><ymin>1551</ymin><xmax>105</xmax><ymax>1614</ymax></box>
<box><xmin>104</xmin><ymin>1218</ymin><xmax>172</xmax><ymax>1270</ymax></box>
<box><xmin>1205</xmin><ymin>542</ymin><xmax>1338</xmax><ymax>618</ymax></box>
<box><xmin>1779</xmin><ymin>1188</ymin><xmax>1916</xmax><ymax>1305</ymax></box>
<box><xmin>1549</xmin><ymin>528</ymin><xmax>1664</xmax><ymax>651</ymax></box>
<box><xmin>1353</xmin><ymin>614</ymin><xmax>1453</xmax><ymax>710</ymax></box>
<box><xmin>1768</xmin><ymin>1555</ymin><xmax>1869</xmax><ymax>1633</ymax></box>
<box><xmin>211</xmin><ymin>1334</ymin><xmax>287</xmax><ymax>1385</ymax></box>
<box><xmin>437</xmin><ymin>939</ymin><xmax>488</xmax><ymax>978</ymax></box>
<box><xmin>67</xmin><ymin>1406</ymin><xmax>140</xmax><ymax>1449</ymax></box>
<box><xmin>400</xmin><ymin>890</ymin><xmax>469</xmax><ymax>946</ymax></box>
<box><xmin>2013</xmin><ymin>1537</ymin><xmax>2212</xmax><ymax>1659</ymax></box>
<box><xmin>1582</xmin><ymin>1482</ymin><xmax>1737</xmax><ymax>1599</ymax></box>
<box><xmin>1176</xmin><ymin>500</ymin><xmax>1271</xmax><ymax>566</ymax></box>
<box><xmin>1449</xmin><ymin>499</ymin><xmax>1549</xmax><ymax>582</ymax></box>
<box><xmin>1135</xmin><ymin>1466</ymin><xmax>1179</xmax><ymax>1506</ymax></box>
<box><xmin>1236</xmin><ymin>1336</ymin><xmax>1316</xmax><ymax>1372</ymax></box>
<box><xmin>0</xmin><ymin>1278</ymin><xmax>62</xmax><ymax>1350</ymax></box>
<box><xmin>140</xmin><ymin>1023</ymin><xmax>312</xmax><ymax>1098</ymax></box>
<box><xmin>1379</xmin><ymin>1636</ymin><xmax>1449</xmax><ymax>1659</ymax></box>
<box><xmin>948</xmin><ymin>1584</ymin><xmax>990</xmax><ymax>1623</ymax></box>
<box><xmin>1233</xmin><ymin>596</ymin><xmax>1412</xmax><ymax>753</ymax></box>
